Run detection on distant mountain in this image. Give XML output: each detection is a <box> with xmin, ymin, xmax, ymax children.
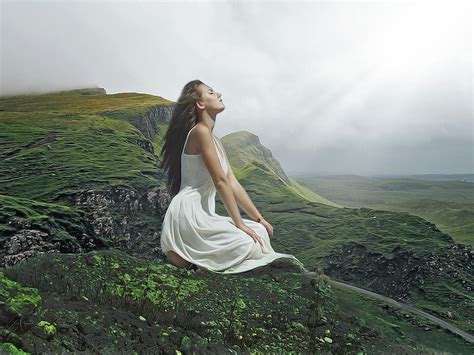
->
<box><xmin>221</xmin><ymin>131</ymin><xmax>340</xmax><ymax>208</ymax></box>
<box><xmin>407</xmin><ymin>173</ymin><xmax>474</xmax><ymax>183</ymax></box>
<box><xmin>295</xmin><ymin>174</ymin><xmax>474</xmax><ymax>246</ymax></box>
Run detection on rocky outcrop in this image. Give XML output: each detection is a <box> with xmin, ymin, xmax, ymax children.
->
<box><xmin>222</xmin><ymin>131</ymin><xmax>290</xmax><ymax>185</ymax></box>
<box><xmin>51</xmin><ymin>87</ymin><xmax>107</xmax><ymax>96</ymax></box>
<box><xmin>77</xmin><ymin>87</ymin><xmax>107</xmax><ymax>95</ymax></box>
<box><xmin>0</xmin><ymin>196</ymin><xmax>107</xmax><ymax>269</ymax></box>
<box><xmin>128</xmin><ymin>104</ymin><xmax>174</xmax><ymax>141</ymax></box>
<box><xmin>3</xmin><ymin>230</ymin><xmax>61</xmax><ymax>268</ymax></box>
<box><xmin>1</xmin><ymin>183</ymin><xmax>173</xmax><ymax>269</ymax></box>
<box><xmin>323</xmin><ymin>242</ymin><xmax>424</xmax><ymax>300</ymax></box>
<box><xmin>419</xmin><ymin>243</ymin><xmax>473</xmax><ymax>294</ymax></box>
<box><xmin>56</xmin><ymin>185</ymin><xmax>171</xmax><ymax>262</ymax></box>
<box><xmin>323</xmin><ymin>242</ymin><xmax>473</xmax><ymax>301</ymax></box>
<box><xmin>322</xmin><ymin>241</ymin><xmax>474</xmax><ymax>333</ymax></box>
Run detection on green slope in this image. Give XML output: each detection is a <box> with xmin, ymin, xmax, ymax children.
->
<box><xmin>295</xmin><ymin>175</ymin><xmax>474</xmax><ymax>246</ymax></box>
<box><xmin>0</xmin><ymin>87</ymin><xmax>172</xmax><ymax>202</ymax></box>
<box><xmin>221</xmin><ymin>131</ymin><xmax>340</xmax><ymax>207</ymax></box>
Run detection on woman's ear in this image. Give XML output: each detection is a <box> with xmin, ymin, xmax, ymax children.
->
<box><xmin>195</xmin><ymin>99</ymin><xmax>205</xmax><ymax>110</ymax></box>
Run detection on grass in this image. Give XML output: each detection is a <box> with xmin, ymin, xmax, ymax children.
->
<box><xmin>295</xmin><ymin>175</ymin><xmax>474</xmax><ymax>246</ymax></box>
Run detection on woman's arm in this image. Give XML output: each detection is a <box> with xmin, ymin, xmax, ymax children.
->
<box><xmin>231</xmin><ymin>178</ymin><xmax>264</xmax><ymax>222</ymax></box>
<box><xmin>194</xmin><ymin>126</ymin><xmax>245</xmax><ymax>228</ymax></box>
<box><xmin>217</xmin><ymin>138</ymin><xmax>264</xmax><ymax>222</ymax></box>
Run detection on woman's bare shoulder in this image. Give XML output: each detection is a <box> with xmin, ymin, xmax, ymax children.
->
<box><xmin>192</xmin><ymin>123</ymin><xmax>211</xmax><ymax>136</ymax></box>
<box><xmin>190</xmin><ymin>124</ymin><xmax>217</xmax><ymax>155</ymax></box>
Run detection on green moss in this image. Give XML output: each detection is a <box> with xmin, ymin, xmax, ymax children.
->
<box><xmin>93</xmin><ymin>255</ymin><xmax>106</xmax><ymax>267</ymax></box>
<box><xmin>180</xmin><ymin>335</ymin><xmax>192</xmax><ymax>351</ymax></box>
<box><xmin>0</xmin><ymin>343</ymin><xmax>30</xmax><ymax>354</ymax></box>
<box><xmin>1</xmin><ymin>249</ymin><xmax>343</xmax><ymax>352</ymax></box>
<box><xmin>37</xmin><ymin>320</ymin><xmax>57</xmax><ymax>338</ymax></box>
<box><xmin>0</xmin><ymin>271</ymin><xmax>42</xmax><ymax>316</ymax></box>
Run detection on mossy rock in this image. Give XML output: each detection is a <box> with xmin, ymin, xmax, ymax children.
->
<box><xmin>0</xmin><ymin>271</ymin><xmax>41</xmax><ymax>327</ymax></box>
<box><xmin>0</xmin><ymin>248</ymin><xmax>355</xmax><ymax>353</ymax></box>
<box><xmin>0</xmin><ymin>342</ymin><xmax>30</xmax><ymax>355</ymax></box>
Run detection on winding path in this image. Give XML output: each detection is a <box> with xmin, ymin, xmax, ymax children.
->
<box><xmin>327</xmin><ymin>278</ymin><xmax>474</xmax><ymax>344</ymax></box>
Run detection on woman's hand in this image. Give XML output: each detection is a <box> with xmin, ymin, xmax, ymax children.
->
<box><xmin>236</xmin><ymin>223</ymin><xmax>264</xmax><ymax>246</ymax></box>
<box><xmin>258</xmin><ymin>218</ymin><xmax>273</xmax><ymax>238</ymax></box>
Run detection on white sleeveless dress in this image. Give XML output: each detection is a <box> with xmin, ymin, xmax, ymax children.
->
<box><xmin>160</xmin><ymin>125</ymin><xmax>304</xmax><ymax>274</ymax></box>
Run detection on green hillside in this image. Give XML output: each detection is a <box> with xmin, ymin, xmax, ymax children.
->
<box><xmin>0</xmin><ymin>87</ymin><xmax>172</xmax><ymax>201</ymax></box>
<box><xmin>294</xmin><ymin>175</ymin><xmax>474</xmax><ymax>246</ymax></box>
<box><xmin>1</xmin><ymin>88</ymin><xmax>472</xmax><ymax>353</ymax></box>
<box><xmin>221</xmin><ymin>131</ymin><xmax>340</xmax><ymax>207</ymax></box>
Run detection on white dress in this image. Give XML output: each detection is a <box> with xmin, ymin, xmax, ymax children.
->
<box><xmin>160</xmin><ymin>125</ymin><xmax>304</xmax><ymax>274</ymax></box>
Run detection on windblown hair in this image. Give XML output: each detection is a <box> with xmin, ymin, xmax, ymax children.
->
<box><xmin>159</xmin><ymin>80</ymin><xmax>205</xmax><ymax>198</ymax></box>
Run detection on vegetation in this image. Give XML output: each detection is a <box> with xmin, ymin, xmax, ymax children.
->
<box><xmin>295</xmin><ymin>174</ymin><xmax>474</xmax><ymax>246</ymax></box>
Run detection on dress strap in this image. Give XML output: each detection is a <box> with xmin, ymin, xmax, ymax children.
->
<box><xmin>182</xmin><ymin>125</ymin><xmax>223</xmax><ymax>159</ymax></box>
<box><xmin>182</xmin><ymin>125</ymin><xmax>198</xmax><ymax>156</ymax></box>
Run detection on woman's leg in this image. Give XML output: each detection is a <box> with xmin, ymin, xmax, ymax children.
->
<box><xmin>166</xmin><ymin>250</ymin><xmax>193</xmax><ymax>269</ymax></box>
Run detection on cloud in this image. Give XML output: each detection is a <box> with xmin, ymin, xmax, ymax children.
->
<box><xmin>1</xmin><ymin>0</ymin><xmax>472</xmax><ymax>175</ymax></box>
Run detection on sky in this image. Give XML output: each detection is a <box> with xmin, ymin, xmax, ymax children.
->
<box><xmin>1</xmin><ymin>0</ymin><xmax>472</xmax><ymax>176</ymax></box>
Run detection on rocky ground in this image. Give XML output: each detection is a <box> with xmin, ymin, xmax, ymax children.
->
<box><xmin>0</xmin><ymin>248</ymin><xmax>380</xmax><ymax>354</ymax></box>
<box><xmin>322</xmin><ymin>241</ymin><xmax>474</xmax><ymax>333</ymax></box>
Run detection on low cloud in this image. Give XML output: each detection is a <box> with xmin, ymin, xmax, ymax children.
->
<box><xmin>2</xmin><ymin>0</ymin><xmax>472</xmax><ymax>175</ymax></box>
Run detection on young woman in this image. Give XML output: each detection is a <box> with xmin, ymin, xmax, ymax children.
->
<box><xmin>158</xmin><ymin>80</ymin><xmax>304</xmax><ymax>274</ymax></box>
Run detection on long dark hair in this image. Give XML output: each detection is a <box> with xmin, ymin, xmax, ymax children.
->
<box><xmin>158</xmin><ymin>79</ymin><xmax>204</xmax><ymax>198</ymax></box>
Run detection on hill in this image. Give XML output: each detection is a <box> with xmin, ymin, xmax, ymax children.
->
<box><xmin>294</xmin><ymin>174</ymin><xmax>474</xmax><ymax>246</ymax></box>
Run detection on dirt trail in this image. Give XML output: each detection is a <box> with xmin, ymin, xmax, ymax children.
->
<box><xmin>328</xmin><ymin>278</ymin><xmax>474</xmax><ymax>344</ymax></box>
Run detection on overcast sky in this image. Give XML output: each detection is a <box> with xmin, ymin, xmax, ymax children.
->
<box><xmin>1</xmin><ymin>0</ymin><xmax>472</xmax><ymax>176</ymax></box>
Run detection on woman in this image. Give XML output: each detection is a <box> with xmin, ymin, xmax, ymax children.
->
<box><xmin>158</xmin><ymin>80</ymin><xmax>304</xmax><ymax>274</ymax></box>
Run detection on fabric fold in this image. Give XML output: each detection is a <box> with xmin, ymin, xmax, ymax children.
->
<box><xmin>160</xmin><ymin>125</ymin><xmax>304</xmax><ymax>274</ymax></box>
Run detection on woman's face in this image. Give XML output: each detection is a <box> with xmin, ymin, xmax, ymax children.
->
<box><xmin>196</xmin><ymin>84</ymin><xmax>225</xmax><ymax>114</ymax></box>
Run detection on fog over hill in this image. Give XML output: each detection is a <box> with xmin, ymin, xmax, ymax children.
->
<box><xmin>2</xmin><ymin>1</ymin><xmax>471</xmax><ymax>176</ymax></box>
